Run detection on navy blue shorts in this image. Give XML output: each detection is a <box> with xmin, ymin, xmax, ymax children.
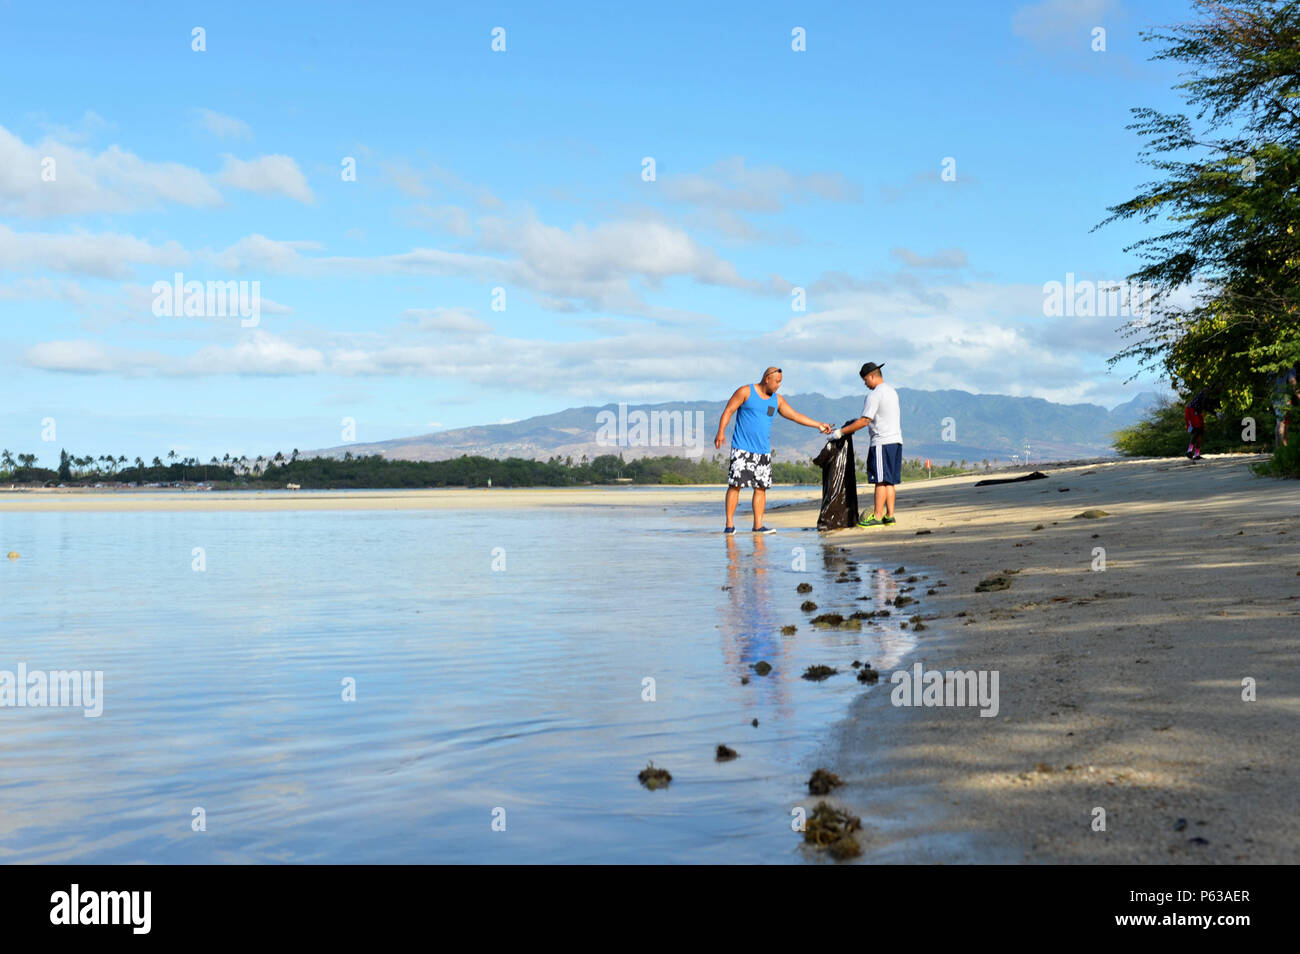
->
<box><xmin>867</xmin><ymin>443</ymin><xmax>902</xmax><ymax>485</ymax></box>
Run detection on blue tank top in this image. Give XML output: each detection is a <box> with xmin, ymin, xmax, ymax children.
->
<box><xmin>731</xmin><ymin>385</ymin><xmax>778</xmax><ymax>454</ymax></box>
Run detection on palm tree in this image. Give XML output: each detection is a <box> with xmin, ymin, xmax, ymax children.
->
<box><xmin>1</xmin><ymin>449</ymin><xmax>14</xmax><ymax>473</ymax></box>
<box><xmin>152</xmin><ymin>456</ymin><xmax>162</xmax><ymax>469</ymax></box>
<box><xmin>291</xmin><ymin>448</ymin><xmax>300</xmax><ymax>463</ymax></box>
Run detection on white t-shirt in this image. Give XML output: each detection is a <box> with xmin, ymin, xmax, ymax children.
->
<box><xmin>861</xmin><ymin>381</ymin><xmax>902</xmax><ymax>447</ymax></box>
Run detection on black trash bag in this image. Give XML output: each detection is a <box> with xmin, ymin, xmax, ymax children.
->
<box><xmin>812</xmin><ymin>425</ymin><xmax>860</xmax><ymax>530</ymax></box>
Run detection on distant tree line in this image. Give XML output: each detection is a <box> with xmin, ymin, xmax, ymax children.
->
<box><xmin>2</xmin><ymin>447</ymin><xmax>980</xmax><ymax>489</ymax></box>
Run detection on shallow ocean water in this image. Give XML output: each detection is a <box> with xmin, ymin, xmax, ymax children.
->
<box><xmin>0</xmin><ymin>496</ymin><xmax>917</xmax><ymax>863</ymax></box>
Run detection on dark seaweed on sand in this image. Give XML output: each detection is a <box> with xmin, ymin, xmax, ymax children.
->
<box><xmin>808</xmin><ymin>768</ymin><xmax>842</xmax><ymax>795</ymax></box>
<box><xmin>638</xmin><ymin>762</ymin><xmax>672</xmax><ymax>790</ymax></box>
<box><xmin>804</xmin><ymin>802</ymin><xmax>862</xmax><ymax>860</ymax></box>
<box><xmin>810</xmin><ymin>613</ymin><xmax>844</xmax><ymax>626</ymax></box>
<box><xmin>802</xmin><ymin>665</ymin><xmax>838</xmax><ymax>681</ymax></box>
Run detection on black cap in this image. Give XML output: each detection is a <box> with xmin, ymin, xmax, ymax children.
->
<box><xmin>859</xmin><ymin>362</ymin><xmax>885</xmax><ymax>377</ymax></box>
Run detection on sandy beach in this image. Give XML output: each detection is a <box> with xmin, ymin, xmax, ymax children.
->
<box><xmin>766</xmin><ymin>455</ymin><xmax>1300</xmax><ymax>864</ymax></box>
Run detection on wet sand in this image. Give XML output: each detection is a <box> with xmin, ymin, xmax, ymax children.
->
<box><xmin>767</xmin><ymin>454</ymin><xmax>1300</xmax><ymax>863</ymax></box>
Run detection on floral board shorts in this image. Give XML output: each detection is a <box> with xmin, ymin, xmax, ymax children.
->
<box><xmin>728</xmin><ymin>448</ymin><xmax>772</xmax><ymax>489</ymax></box>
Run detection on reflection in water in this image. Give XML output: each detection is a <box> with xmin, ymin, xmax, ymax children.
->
<box><xmin>722</xmin><ymin>534</ymin><xmax>794</xmax><ymax>723</ymax></box>
<box><xmin>0</xmin><ymin>506</ymin><xmax>920</xmax><ymax>863</ymax></box>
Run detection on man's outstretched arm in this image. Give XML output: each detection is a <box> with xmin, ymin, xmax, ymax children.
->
<box><xmin>715</xmin><ymin>385</ymin><xmax>750</xmax><ymax>449</ymax></box>
<box><xmin>837</xmin><ymin>416</ymin><xmax>870</xmax><ymax>438</ymax></box>
<box><xmin>777</xmin><ymin>395</ymin><xmax>831</xmax><ymax>432</ymax></box>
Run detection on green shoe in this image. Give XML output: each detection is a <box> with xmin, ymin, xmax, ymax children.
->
<box><xmin>882</xmin><ymin>515</ymin><xmax>897</xmax><ymax>525</ymax></box>
<box><xmin>857</xmin><ymin>514</ymin><xmax>883</xmax><ymax>527</ymax></box>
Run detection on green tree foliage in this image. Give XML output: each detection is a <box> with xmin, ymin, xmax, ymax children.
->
<box><xmin>1114</xmin><ymin>395</ymin><xmax>1271</xmax><ymax>456</ymax></box>
<box><xmin>1100</xmin><ymin>1</ymin><xmax>1300</xmax><ymax>472</ymax></box>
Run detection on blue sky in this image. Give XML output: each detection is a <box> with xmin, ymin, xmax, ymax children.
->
<box><xmin>1</xmin><ymin>0</ymin><xmax>1193</xmax><ymax>463</ymax></box>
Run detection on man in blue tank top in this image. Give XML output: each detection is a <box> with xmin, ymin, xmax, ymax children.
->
<box><xmin>714</xmin><ymin>367</ymin><xmax>831</xmax><ymax>533</ymax></box>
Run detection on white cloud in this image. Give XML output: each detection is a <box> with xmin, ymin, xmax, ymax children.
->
<box><xmin>0</xmin><ymin>224</ymin><xmax>189</xmax><ymax>279</ymax></box>
<box><xmin>0</xmin><ymin>123</ymin><xmax>222</xmax><ymax>217</ymax></box>
<box><xmin>188</xmin><ymin>331</ymin><xmax>324</xmax><ymax>374</ymax></box>
<box><xmin>405</xmin><ymin>203</ymin><xmax>472</xmax><ymax>236</ymax></box>
<box><xmin>218</xmin><ymin>154</ymin><xmax>314</xmax><ymax>203</ymax></box>
<box><xmin>891</xmin><ymin>247</ymin><xmax>969</xmax><ymax>269</ymax></box>
<box><xmin>403</xmin><ymin>307</ymin><xmax>491</xmax><ymax>335</ymax></box>
<box><xmin>661</xmin><ymin>157</ymin><xmax>862</xmax><ymax>212</ymax></box>
<box><xmin>205</xmin><ymin>212</ymin><xmax>768</xmax><ymax>322</ymax></box>
<box><xmin>23</xmin><ymin>339</ymin><xmax>165</xmax><ymax>375</ymax></box>
<box><xmin>195</xmin><ymin>109</ymin><xmax>253</xmax><ymax>141</ymax></box>
<box><xmin>380</xmin><ymin>159</ymin><xmax>432</xmax><ymax>198</ymax></box>
<box><xmin>1012</xmin><ymin>0</ymin><xmax>1118</xmax><ymax>48</ymax></box>
<box><xmin>206</xmin><ymin>234</ymin><xmax>324</xmax><ymax>273</ymax></box>
<box><xmin>25</xmin><ymin>331</ymin><xmax>324</xmax><ymax>376</ymax></box>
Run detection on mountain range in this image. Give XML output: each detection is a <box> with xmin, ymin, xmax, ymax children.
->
<box><xmin>306</xmin><ymin>389</ymin><xmax>1163</xmax><ymax>466</ymax></box>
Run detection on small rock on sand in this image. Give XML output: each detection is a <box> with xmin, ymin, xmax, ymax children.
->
<box><xmin>1073</xmin><ymin>509</ymin><xmax>1110</xmax><ymax>519</ymax></box>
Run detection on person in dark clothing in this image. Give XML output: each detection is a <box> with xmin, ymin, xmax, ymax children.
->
<box><xmin>1273</xmin><ymin>364</ymin><xmax>1300</xmax><ymax>448</ymax></box>
<box><xmin>1184</xmin><ymin>388</ymin><xmax>1220</xmax><ymax>460</ymax></box>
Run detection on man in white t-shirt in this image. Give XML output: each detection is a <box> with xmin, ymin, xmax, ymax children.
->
<box><xmin>831</xmin><ymin>362</ymin><xmax>902</xmax><ymax>527</ymax></box>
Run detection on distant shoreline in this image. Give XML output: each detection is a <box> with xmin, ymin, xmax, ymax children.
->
<box><xmin>0</xmin><ymin>485</ymin><xmax>824</xmax><ymax>513</ymax></box>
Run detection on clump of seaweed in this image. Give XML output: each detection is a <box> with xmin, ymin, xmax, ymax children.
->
<box><xmin>781</xmin><ymin>624</ymin><xmax>798</xmax><ymax>636</ymax></box>
<box><xmin>808</xmin><ymin>768</ymin><xmax>842</xmax><ymax>795</ymax></box>
<box><xmin>752</xmin><ymin>660</ymin><xmax>773</xmax><ymax>676</ymax></box>
<box><xmin>638</xmin><ymin>762</ymin><xmax>672</xmax><ymax>790</ymax></box>
<box><xmin>975</xmin><ymin>573</ymin><xmax>1014</xmax><ymax>592</ymax></box>
<box><xmin>894</xmin><ymin>595</ymin><xmax>916</xmax><ymax>608</ymax></box>
<box><xmin>810</xmin><ymin>612</ymin><xmax>844</xmax><ymax>626</ymax></box>
<box><xmin>797</xmin><ymin>582</ymin><xmax>813</xmax><ymax>593</ymax></box>
<box><xmin>857</xmin><ymin>667</ymin><xmax>879</xmax><ymax>685</ymax></box>
<box><xmin>894</xmin><ymin>566</ymin><xmax>907</xmax><ymax>574</ymax></box>
<box><xmin>800</xmin><ymin>600</ymin><xmax>818</xmax><ymax>612</ymax></box>
<box><xmin>804</xmin><ymin>802</ymin><xmax>862</xmax><ymax>859</ymax></box>
<box><xmin>802</xmin><ymin>665</ymin><xmax>838</xmax><ymax>681</ymax></box>
<box><xmin>716</xmin><ymin>744</ymin><xmax>738</xmax><ymax>762</ymax></box>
